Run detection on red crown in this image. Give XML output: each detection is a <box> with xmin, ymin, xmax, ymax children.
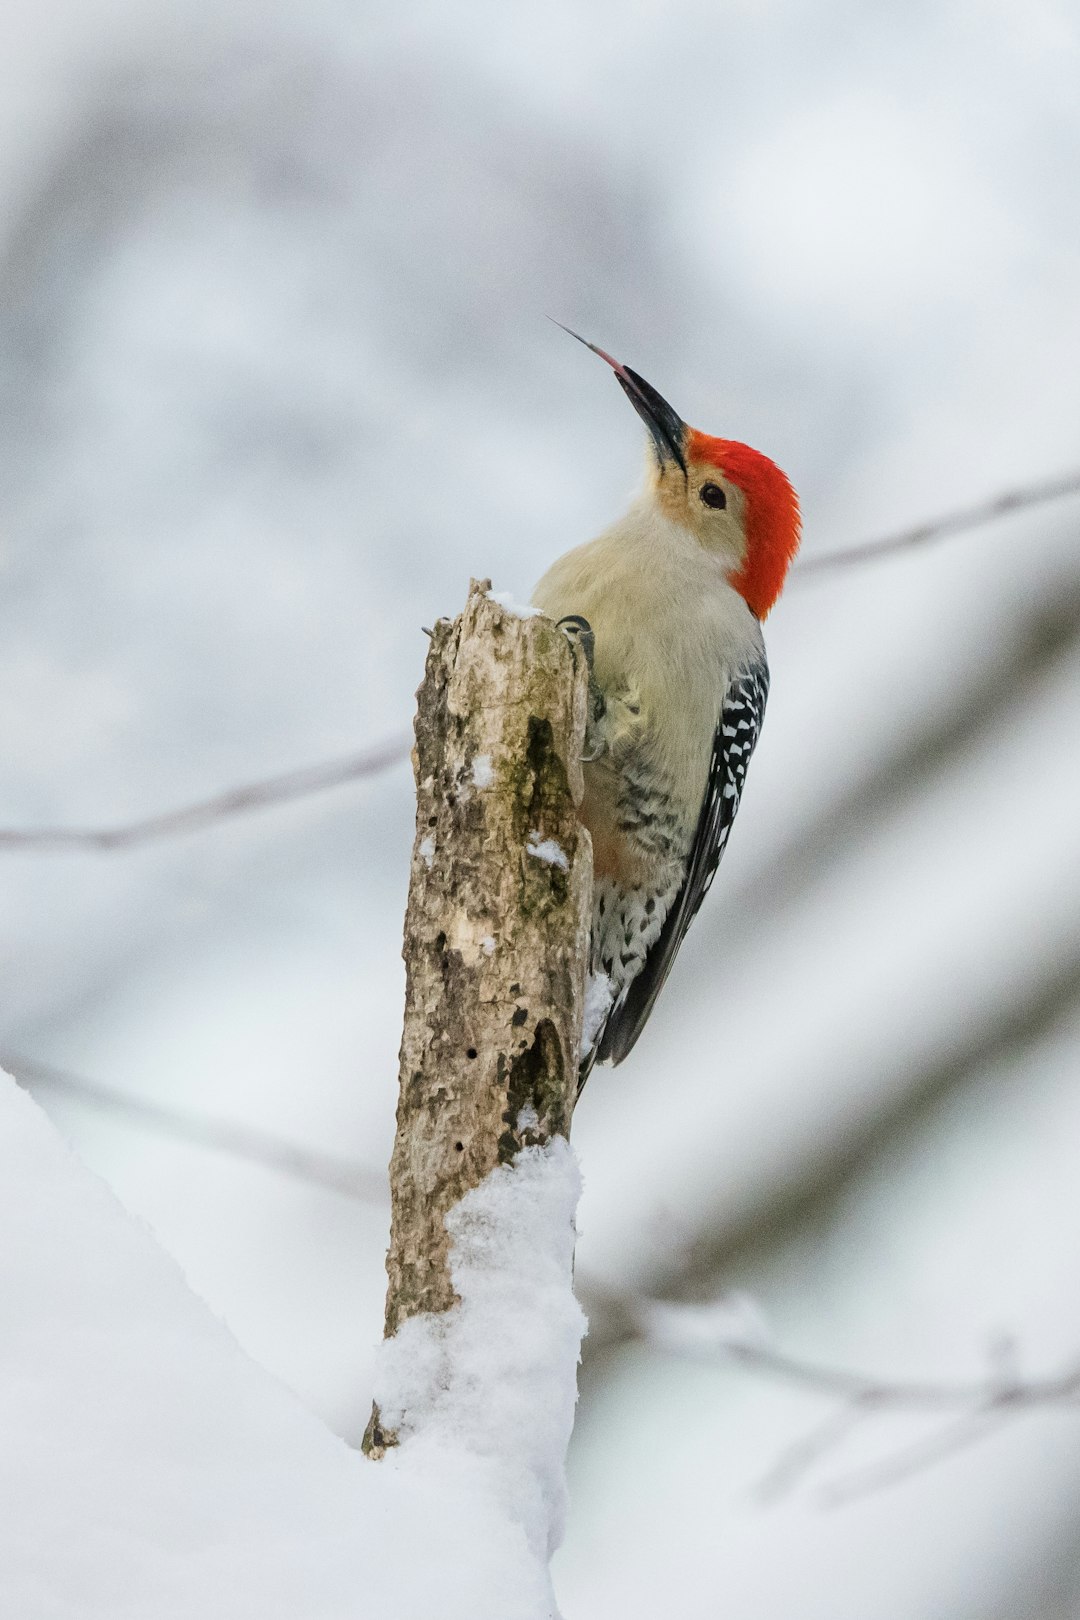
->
<box><xmin>688</xmin><ymin>432</ymin><xmax>801</xmax><ymax>618</ymax></box>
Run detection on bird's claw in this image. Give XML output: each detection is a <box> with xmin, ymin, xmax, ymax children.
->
<box><xmin>556</xmin><ymin>614</ymin><xmax>595</xmax><ymax>673</ymax></box>
<box><xmin>557</xmin><ymin>614</ymin><xmax>607</xmax><ymax>762</ymax></box>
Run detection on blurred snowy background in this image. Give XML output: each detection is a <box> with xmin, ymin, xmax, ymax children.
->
<box><xmin>3</xmin><ymin>0</ymin><xmax>1080</xmax><ymax>1613</ymax></box>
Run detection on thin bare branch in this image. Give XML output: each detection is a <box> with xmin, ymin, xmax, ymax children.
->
<box><xmin>0</xmin><ymin>476</ymin><xmax>1077</xmax><ymax>856</ymax></box>
<box><xmin>754</xmin><ymin>1404</ymin><xmax>867</xmax><ymax>1503</ymax></box>
<box><xmin>797</xmin><ymin>469</ymin><xmax>1080</xmax><ymax>575</ymax></box>
<box><xmin>632</xmin><ymin>1303</ymin><xmax>1080</xmax><ymax>1502</ymax></box>
<box><xmin>719</xmin><ymin>1338</ymin><xmax>1080</xmax><ymax>1411</ymax></box>
<box><xmin>5</xmin><ymin>1049</ymin><xmax>386</xmax><ymax>1202</ymax></box>
<box><xmin>0</xmin><ymin>736</ymin><xmax>411</xmax><ymax>852</ymax></box>
<box><xmin>815</xmin><ymin>1409</ymin><xmax>1009</xmax><ymax>1507</ymax></box>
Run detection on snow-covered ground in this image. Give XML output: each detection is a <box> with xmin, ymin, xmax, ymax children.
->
<box><xmin>1</xmin><ymin>1071</ymin><xmax>581</xmax><ymax>1619</ymax></box>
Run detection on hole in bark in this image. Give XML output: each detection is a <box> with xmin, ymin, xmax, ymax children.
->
<box><xmin>498</xmin><ymin>1019</ymin><xmax>568</xmax><ymax>1163</ymax></box>
<box><xmin>525</xmin><ymin>716</ymin><xmax>556</xmax><ymax>818</ymax></box>
<box><xmin>454</xmin><ymin>1141</ymin><xmax>464</xmax><ymax>1152</ymax></box>
<box><xmin>466</xmin><ymin>1047</ymin><xmax>478</xmax><ymax>1059</ymax></box>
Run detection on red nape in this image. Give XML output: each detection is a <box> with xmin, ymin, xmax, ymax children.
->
<box><xmin>688</xmin><ymin>431</ymin><xmax>801</xmax><ymax>618</ymax></box>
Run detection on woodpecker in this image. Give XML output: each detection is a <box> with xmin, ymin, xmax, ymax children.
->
<box><xmin>532</xmin><ymin>332</ymin><xmax>800</xmax><ymax>1083</ymax></box>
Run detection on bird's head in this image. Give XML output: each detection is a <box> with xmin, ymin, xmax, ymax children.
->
<box><xmin>559</xmin><ymin>326</ymin><xmax>801</xmax><ymax>619</ymax></box>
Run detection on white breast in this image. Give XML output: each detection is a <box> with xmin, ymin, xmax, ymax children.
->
<box><xmin>532</xmin><ymin>499</ymin><xmax>764</xmax><ymax>810</ymax></box>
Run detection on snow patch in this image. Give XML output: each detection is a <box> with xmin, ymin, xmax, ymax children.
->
<box><xmin>516</xmin><ymin>1103</ymin><xmax>540</xmax><ymax>1135</ymax></box>
<box><xmin>488</xmin><ymin>589</ymin><xmax>542</xmax><ymax>620</ymax></box>
<box><xmin>471</xmin><ymin>754</ymin><xmax>494</xmax><ymax>789</ymax></box>
<box><xmin>0</xmin><ymin>1073</ymin><xmax>568</xmax><ymax>1619</ymax></box>
<box><xmin>526</xmin><ymin>833</ymin><xmax>569</xmax><ymax>871</ymax></box>
<box><xmin>374</xmin><ymin>1138</ymin><xmax>585</xmax><ymax>1572</ymax></box>
<box><xmin>418</xmin><ymin>834</ymin><xmax>435</xmax><ymax>868</ymax></box>
<box><xmin>580</xmin><ymin>971</ymin><xmax>614</xmax><ymax>1058</ymax></box>
<box><xmin>480</xmin><ymin>935</ymin><xmax>496</xmax><ymax>956</ymax></box>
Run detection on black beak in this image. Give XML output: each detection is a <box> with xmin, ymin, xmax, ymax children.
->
<box><xmin>551</xmin><ymin>321</ymin><xmax>687</xmax><ymax>476</ymax></box>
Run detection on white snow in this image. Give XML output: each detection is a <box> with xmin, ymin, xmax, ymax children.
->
<box><xmin>471</xmin><ymin>754</ymin><xmax>494</xmax><ymax>789</ymax></box>
<box><xmin>580</xmin><ymin>971</ymin><xmax>614</xmax><ymax>1058</ymax></box>
<box><xmin>0</xmin><ymin>1072</ymin><xmax>583</xmax><ymax>1619</ymax></box>
<box><xmin>480</xmin><ymin>935</ymin><xmax>497</xmax><ymax>956</ymax></box>
<box><xmin>374</xmin><ymin>1138</ymin><xmax>585</xmax><ymax>1580</ymax></box>
<box><xmin>417</xmin><ymin>834</ymin><xmax>435</xmax><ymax>868</ymax></box>
<box><xmin>488</xmin><ymin>589</ymin><xmax>543</xmax><ymax>620</ymax></box>
<box><xmin>526</xmin><ymin>833</ymin><xmax>569</xmax><ymax>872</ymax></box>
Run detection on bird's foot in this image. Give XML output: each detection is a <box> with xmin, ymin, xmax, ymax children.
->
<box><xmin>557</xmin><ymin>615</ymin><xmax>606</xmax><ymax>762</ymax></box>
<box><xmin>556</xmin><ymin>614</ymin><xmax>595</xmax><ymax>672</ymax></box>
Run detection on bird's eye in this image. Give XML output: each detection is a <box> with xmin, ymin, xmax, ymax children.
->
<box><xmin>700</xmin><ymin>482</ymin><xmax>726</xmax><ymax>509</ymax></box>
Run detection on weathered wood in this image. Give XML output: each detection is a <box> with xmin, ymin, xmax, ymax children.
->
<box><xmin>363</xmin><ymin>580</ymin><xmax>592</xmax><ymax>1457</ymax></box>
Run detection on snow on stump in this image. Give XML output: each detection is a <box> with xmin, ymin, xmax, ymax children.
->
<box><xmin>364</xmin><ymin>580</ymin><xmax>592</xmax><ymax>1589</ymax></box>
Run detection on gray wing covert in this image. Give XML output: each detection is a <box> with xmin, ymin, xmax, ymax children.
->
<box><xmin>595</xmin><ymin>656</ymin><xmax>771</xmax><ymax>1068</ymax></box>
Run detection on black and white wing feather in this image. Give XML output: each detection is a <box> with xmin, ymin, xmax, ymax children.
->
<box><xmin>596</xmin><ymin>656</ymin><xmax>770</xmax><ymax>1067</ymax></box>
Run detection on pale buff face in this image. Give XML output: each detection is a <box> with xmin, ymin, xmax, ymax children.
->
<box><xmin>649</xmin><ymin>454</ymin><xmax>749</xmax><ymax>570</ymax></box>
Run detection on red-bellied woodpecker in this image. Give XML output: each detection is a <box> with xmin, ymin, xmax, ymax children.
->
<box><xmin>532</xmin><ymin>331</ymin><xmax>800</xmax><ymax>1083</ymax></box>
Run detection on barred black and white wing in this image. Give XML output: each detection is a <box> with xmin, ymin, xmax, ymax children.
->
<box><xmin>596</xmin><ymin>657</ymin><xmax>770</xmax><ymax>1068</ymax></box>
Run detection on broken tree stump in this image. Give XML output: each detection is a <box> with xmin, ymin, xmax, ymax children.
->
<box><xmin>363</xmin><ymin>579</ymin><xmax>592</xmax><ymax>1456</ymax></box>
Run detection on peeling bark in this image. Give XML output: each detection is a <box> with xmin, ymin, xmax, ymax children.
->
<box><xmin>363</xmin><ymin>580</ymin><xmax>591</xmax><ymax>1457</ymax></box>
